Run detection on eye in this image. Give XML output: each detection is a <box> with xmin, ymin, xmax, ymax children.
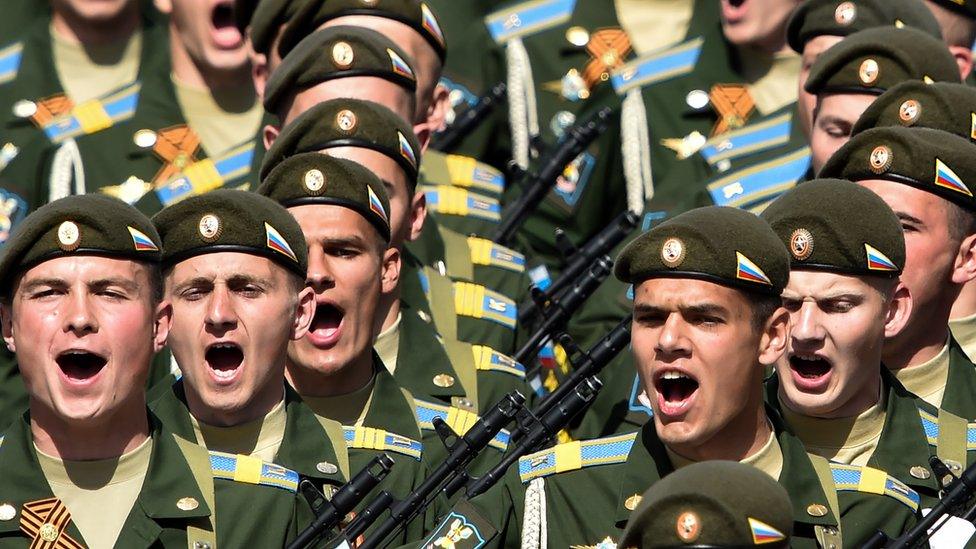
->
<box><xmin>822</xmin><ymin>299</ymin><xmax>854</xmax><ymax>313</ymax></box>
<box><xmin>782</xmin><ymin>298</ymin><xmax>802</xmax><ymax>312</ymax></box>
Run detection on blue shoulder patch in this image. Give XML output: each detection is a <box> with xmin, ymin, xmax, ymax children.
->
<box><xmin>706</xmin><ymin>147</ymin><xmax>810</xmax><ymax>212</ymax></box>
<box><xmin>611</xmin><ymin>37</ymin><xmax>704</xmax><ymax>95</ymax></box>
<box><xmin>830</xmin><ymin>463</ymin><xmax>920</xmax><ymax>512</ymax></box>
<box><xmin>0</xmin><ymin>42</ymin><xmax>24</xmax><ymax>85</ymax></box>
<box><xmin>485</xmin><ymin>0</ymin><xmax>577</xmax><ymax>44</ymax></box>
<box><xmin>342</xmin><ymin>425</ymin><xmax>423</xmax><ymax>461</ymax></box>
<box><xmin>208</xmin><ymin>451</ymin><xmax>300</xmax><ymax>493</ymax></box>
<box><xmin>518</xmin><ymin>432</ymin><xmax>637</xmax><ymax>483</ymax></box>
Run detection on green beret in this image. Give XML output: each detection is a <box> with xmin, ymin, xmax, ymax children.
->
<box><xmin>851</xmin><ymin>81</ymin><xmax>976</xmax><ymax>142</ymax></box>
<box><xmin>820</xmin><ymin>126</ymin><xmax>976</xmax><ymax>211</ymax></box>
<box><xmin>787</xmin><ymin>0</ymin><xmax>942</xmax><ymax>53</ymax></box>
<box><xmin>278</xmin><ymin>0</ymin><xmax>446</xmax><ymax>62</ymax></box>
<box><xmin>761</xmin><ymin>179</ymin><xmax>905</xmax><ymax>277</ymax></box>
<box><xmin>927</xmin><ymin>0</ymin><xmax>976</xmax><ymax>19</ymax></box>
<box><xmin>256</xmin><ymin>152</ymin><xmax>392</xmax><ymax>242</ymax></box>
<box><xmin>619</xmin><ymin>461</ymin><xmax>793</xmax><ymax>549</ymax></box>
<box><xmin>804</xmin><ymin>27</ymin><xmax>960</xmax><ymax>96</ymax></box>
<box><xmin>264</xmin><ymin>26</ymin><xmax>417</xmax><ymax>115</ymax></box>
<box><xmin>0</xmin><ymin>194</ymin><xmax>161</xmax><ymax>291</ymax></box>
<box><xmin>152</xmin><ymin>189</ymin><xmax>308</xmax><ymax>278</ymax></box>
<box><xmin>248</xmin><ymin>0</ymin><xmax>306</xmax><ymax>56</ymax></box>
<box><xmin>260</xmin><ymin>98</ymin><xmax>420</xmax><ymax>186</ymax></box>
<box><xmin>614</xmin><ymin>206</ymin><xmax>790</xmax><ymax>296</ymax></box>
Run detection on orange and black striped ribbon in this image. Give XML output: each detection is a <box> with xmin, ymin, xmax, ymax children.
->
<box><xmin>28</xmin><ymin>95</ymin><xmax>74</xmax><ymax>128</ymax></box>
<box><xmin>151</xmin><ymin>124</ymin><xmax>201</xmax><ymax>185</ymax></box>
<box><xmin>708</xmin><ymin>84</ymin><xmax>755</xmax><ymax>136</ymax></box>
<box><xmin>582</xmin><ymin>28</ymin><xmax>631</xmax><ymax>88</ymax></box>
<box><xmin>19</xmin><ymin>498</ymin><xmax>85</xmax><ymax>549</ymax></box>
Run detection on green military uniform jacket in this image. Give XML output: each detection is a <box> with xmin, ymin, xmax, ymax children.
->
<box><xmin>768</xmin><ymin>367</ymin><xmax>976</xmax><ymax>510</ymax></box>
<box><xmin>936</xmin><ymin>336</ymin><xmax>976</xmax><ymax>421</ymax></box>
<box><xmin>0</xmin><ymin>1</ymin><xmax>46</xmax><ymax>47</ymax></box>
<box><xmin>443</xmin><ymin>408</ymin><xmax>918</xmax><ymax>549</ymax></box>
<box><xmin>0</xmin><ymin>411</ymin><xmax>313</xmax><ymax>548</ymax></box>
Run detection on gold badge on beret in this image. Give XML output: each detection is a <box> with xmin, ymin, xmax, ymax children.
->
<box><xmin>676</xmin><ymin>511</ymin><xmax>701</xmax><ymax>542</ymax></box>
<box><xmin>336</xmin><ymin>109</ymin><xmax>357</xmax><ymax>132</ymax></box>
<box><xmin>660</xmin><ymin>237</ymin><xmax>686</xmax><ymax>268</ymax></box>
<box><xmin>57</xmin><ymin>221</ymin><xmax>80</xmax><ymax>251</ymax></box>
<box><xmin>303</xmin><ymin>168</ymin><xmax>325</xmax><ymax>194</ymax></box>
<box><xmin>198</xmin><ymin>213</ymin><xmax>222</xmax><ymax>242</ymax></box>
<box><xmin>834</xmin><ymin>2</ymin><xmax>857</xmax><ymax>25</ymax></box>
<box><xmin>898</xmin><ymin>100</ymin><xmax>921</xmax><ymax>125</ymax></box>
<box><xmin>332</xmin><ymin>41</ymin><xmax>355</xmax><ymax>69</ymax></box>
<box><xmin>859</xmin><ymin>59</ymin><xmax>880</xmax><ymax>86</ymax></box>
<box><xmin>869</xmin><ymin>145</ymin><xmax>893</xmax><ymax>174</ymax></box>
<box><xmin>789</xmin><ymin>228</ymin><xmax>814</xmax><ymax>260</ymax></box>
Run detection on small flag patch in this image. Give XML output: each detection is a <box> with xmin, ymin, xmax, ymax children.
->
<box><xmin>387</xmin><ymin>48</ymin><xmax>414</xmax><ymax>80</ymax></box>
<box><xmin>865</xmin><ymin>243</ymin><xmax>898</xmax><ymax>271</ymax></box>
<box><xmin>127</xmin><ymin>226</ymin><xmax>158</xmax><ymax>251</ymax></box>
<box><xmin>265</xmin><ymin>223</ymin><xmax>297</xmax><ymax>262</ymax></box>
<box><xmin>935</xmin><ymin>158</ymin><xmax>972</xmax><ymax>197</ymax></box>
<box><xmin>749</xmin><ymin>518</ymin><xmax>785</xmax><ymax>544</ymax></box>
<box><xmin>368</xmin><ymin>186</ymin><xmax>388</xmax><ymax>223</ymax></box>
<box><xmin>735</xmin><ymin>252</ymin><xmax>772</xmax><ymax>285</ymax></box>
<box><xmin>421</xmin><ymin>4</ymin><xmax>445</xmax><ymax>47</ymax></box>
<box><xmin>398</xmin><ymin>131</ymin><xmax>417</xmax><ymax>168</ymax></box>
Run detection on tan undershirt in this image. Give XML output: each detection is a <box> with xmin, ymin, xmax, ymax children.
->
<box><xmin>780</xmin><ymin>390</ymin><xmax>886</xmax><ymax>466</ymax></box>
<box><xmin>52</xmin><ymin>25</ymin><xmax>142</xmax><ymax>104</ymax></box>
<box><xmin>950</xmin><ymin>313</ymin><xmax>976</xmax><ymax>363</ymax></box>
<box><xmin>892</xmin><ymin>339</ymin><xmax>950</xmax><ymax>409</ymax></box>
<box><xmin>190</xmin><ymin>398</ymin><xmax>287</xmax><ymax>463</ymax></box>
<box><xmin>172</xmin><ymin>75</ymin><xmax>262</xmax><ymax>158</ymax></box>
<box><xmin>302</xmin><ymin>375</ymin><xmax>376</xmax><ymax>427</ymax></box>
<box><xmin>743</xmin><ymin>49</ymin><xmax>801</xmax><ymax>116</ymax></box>
<box><xmin>374</xmin><ymin>312</ymin><xmax>402</xmax><ymax>374</ymax></box>
<box><xmin>614</xmin><ymin>0</ymin><xmax>695</xmax><ymax>55</ymax></box>
<box><xmin>666</xmin><ymin>424</ymin><xmax>784</xmax><ymax>480</ymax></box>
<box><xmin>36</xmin><ymin>436</ymin><xmax>152</xmax><ymax>549</ymax></box>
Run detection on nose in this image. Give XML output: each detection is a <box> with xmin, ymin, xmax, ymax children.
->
<box><xmin>791</xmin><ymin>300</ymin><xmax>826</xmax><ymax>346</ymax></box>
<box><xmin>205</xmin><ymin>285</ymin><xmax>237</xmax><ymax>332</ymax></box>
<box><xmin>63</xmin><ymin>289</ymin><xmax>97</xmax><ymax>336</ymax></box>
<box><xmin>655</xmin><ymin>313</ymin><xmax>690</xmax><ymax>358</ymax></box>
<box><xmin>306</xmin><ymin>245</ymin><xmax>334</xmax><ymax>291</ymax></box>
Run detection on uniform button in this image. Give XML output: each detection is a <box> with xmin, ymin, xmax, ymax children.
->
<box><xmin>624</xmin><ymin>494</ymin><xmax>642</xmax><ymax>511</ymax></box>
<box><xmin>910</xmin><ymin>466</ymin><xmax>931</xmax><ymax>480</ymax></box>
<box><xmin>806</xmin><ymin>504</ymin><xmax>828</xmax><ymax>517</ymax></box>
<box><xmin>433</xmin><ymin>374</ymin><xmax>455</xmax><ymax>388</ymax></box>
<box><xmin>945</xmin><ymin>459</ymin><xmax>963</xmax><ymax>473</ymax></box>
<box><xmin>686</xmin><ymin>90</ymin><xmax>710</xmax><ymax>110</ymax></box>
<box><xmin>456</xmin><ymin>398</ymin><xmax>473</xmax><ymax>409</ymax></box>
<box><xmin>12</xmin><ymin>99</ymin><xmax>36</xmax><ymax>118</ymax></box>
<box><xmin>177</xmin><ymin>497</ymin><xmax>199</xmax><ymax>511</ymax></box>
<box><xmin>194</xmin><ymin>542</ymin><xmax>211</xmax><ymax>549</ymax></box>
<box><xmin>133</xmin><ymin>129</ymin><xmax>157</xmax><ymax>148</ymax></box>
<box><xmin>417</xmin><ymin>310</ymin><xmax>432</xmax><ymax>323</ymax></box>
<box><xmin>317</xmin><ymin>461</ymin><xmax>339</xmax><ymax>475</ymax></box>
<box><xmin>565</xmin><ymin>26</ymin><xmax>590</xmax><ymax>47</ymax></box>
<box><xmin>0</xmin><ymin>503</ymin><xmax>14</xmax><ymax>521</ymax></box>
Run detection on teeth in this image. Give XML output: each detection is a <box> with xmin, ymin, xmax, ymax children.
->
<box><xmin>661</xmin><ymin>371</ymin><xmax>689</xmax><ymax>381</ymax></box>
<box><xmin>793</xmin><ymin>354</ymin><xmax>823</xmax><ymax>362</ymax></box>
<box><xmin>211</xmin><ymin>368</ymin><xmax>235</xmax><ymax>379</ymax></box>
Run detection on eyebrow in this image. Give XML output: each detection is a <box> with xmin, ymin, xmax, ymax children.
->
<box><xmin>783</xmin><ymin>291</ymin><xmax>864</xmax><ymax>301</ymax></box>
<box><xmin>633</xmin><ymin>302</ymin><xmax>729</xmax><ymax>316</ymax></box>
<box><xmin>895</xmin><ymin>211</ymin><xmax>924</xmax><ymax>226</ymax></box>
<box><xmin>319</xmin><ymin>235</ymin><xmax>369</xmax><ymax>247</ymax></box>
<box><xmin>20</xmin><ymin>277</ymin><xmax>140</xmax><ymax>293</ymax></box>
<box><xmin>171</xmin><ymin>273</ymin><xmax>277</xmax><ymax>292</ymax></box>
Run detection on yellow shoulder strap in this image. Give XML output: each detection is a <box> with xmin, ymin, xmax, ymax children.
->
<box><xmin>312</xmin><ymin>416</ymin><xmax>351</xmax><ymax>480</ymax></box>
<box><xmin>808</xmin><ymin>453</ymin><xmax>843</xmax><ymax>548</ymax></box>
<box><xmin>171</xmin><ymin>435</ymin><xmax>218</xmax><ymax>549</ymax></box>
<box><xmin>937</xmin><ymin>408</ymin><xmax>968</xmax><ymax>472</ymax></box>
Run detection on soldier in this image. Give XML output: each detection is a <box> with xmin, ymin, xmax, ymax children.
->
<box><xmin>429</xmin><ymin>205</ymin><xmax>919</xmax><ymax>548</ymax></box>
<box><xmin>617</xmin><ymin>461</ymin><xmax>794</xmax><ymax>549</ymax></box>
<box><xmin>818</xmin><ymin>126</ymin><xmax>976</xmax><ymax>419</ymax></box>
<box><xmin>804</xmin><ymin>26</ymin><xmax>960</xmax><ymax>172</ymax></box>
<box><xmin>762</xmin><ymin>178</ymin><xmax>975</xmax><ymax>509</ymax></box>
<box><xmin>923</xmin><ymin>0</ymin><xmax>976</xmax><ymax>79</ymax></box>
<box><xmin>0</xmin><ymin>194</ymin><xmax>315</xmax><ymax>547</ymax></box>
<box><xmin>148</xmin><ymin>189</ymin><xmax>352</xmax><ymax>503</ymax></box>
<box><xmin>256</xmin><ymin>153</ymin><xmax>438</xmax><ymax>543</ymax></box>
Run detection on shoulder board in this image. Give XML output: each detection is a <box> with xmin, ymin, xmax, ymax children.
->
<box><xmin>208</xmin><ymin>451</ymin><xmax>299</xmax><ymax>493</ymax></box>
<box><xmin>467</xmin><ymin>237</ymin><xmax>525</xmax><ymax>273</ymax></box>
<box><xmin>44</xmin><ymin>82</ymin><xmax>142</xmax><ymax>143</ymax></box>
<box><xmin>698</xmin><ymin>112</ymin><xmax>793</xmax><ymax>168</ymax></box>
<box><xmin>155</xmin><ymin>141</ymin><xmax>255</xmax><ymax>207</ymax></box>
<box><xmin>445</xmin><ymin>154</ymin><xmax>506</xmax><ymax>194</ymax></box>
<box><xmin>485</xmin><ymin>0</ymin><xmax>577</xmax><ymax>44</ymax></box>
<box><xmin>422</xmin><ymin>185</ymin><xmax>501</xmax><ymax>222</ymax></box>
<box><xmin>472</xmin><ymin>345</ymin><xmax>526</xmax><ymax>378</ymax></box>
<box><xmin>413</xmin><ymin>398</ymin><xmax>510</xmax><ymax>452</ymax></box>
<box><xmin>706</xmin><ymin>146</ymin><xmax>810</xmax><ymax>212</ymax></box>
<box><xmin>454</xmin><ymin>281</ymin><xmax>517</xmax><ymax>329</ymax></box>
<box><xmin>916</xmin><ymin>407</ymin><xmax>976</xmax><ymax>450</ymax></box>
<box><xmin>829</xmin><ymin>463</ymin><xmax>920</xmax><ymax>512</ymax></box>
<box><xmin>611</xmin><ymin>37</ymin><xmax>704</xmax><ymax>96</ymax></box>
<box><xmin>518</xmin><ymin>432</ymin><xmax>638</xmax><ymax>483</ymax></box>
<box><xmin>342</xmin><ymin>426</ymin><xmax>422</xmax><ymax>461</ymax></box>
<box><xmin>0</xmin><ymin>41</ymin><xmax>24</xmax><ymax>86</ymax></box>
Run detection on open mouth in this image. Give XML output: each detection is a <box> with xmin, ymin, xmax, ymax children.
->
<box><xmin>307</xmin><ymin>302</ymin><xmax>344</xmax><ymax>348</ymax></box>
<box><xmin>721</xmin><ymin>0</ymin><xmax>749</xmax><ymax>22</ymax></box>
<box><xmin>211</xmin><ymin>1</ymin><xmax>243</xmax><ymax>49</ymax></box>
<box><xmin>788</xmin><ymin>353</ymin><xmax>832</xmax><ymax>391</ymax></box>
<box><xmin>654</xmin><ymin>369</ymin><xmax>699</xmax><ymax>417</ymax></box>
<box><xmin>56</xmin><ymin>350</ymin><xmax>107</xmax><ymax>382</ymax></box>
<box><xmin>205</xmin><ymin>342</ymin><xmax>244</xmax><ymax>381</ymax></box>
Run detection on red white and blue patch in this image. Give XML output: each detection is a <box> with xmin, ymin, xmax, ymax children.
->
<box><xmin>398</xmin><ymin>131</ymin><xmax>417</xmax><ymax>168</ymax></box>
<box><xmin>865</xmin><ymin>243</ymin><xmax>897</xmax><ymax>271</ymax></box>
<box><xmin>749</xmin><ymin>518</ymin><xmax>785</xmax><ymax>544</ymax></box>
<box><xmin>935</xmin><ymin>158</ymin><xmax>972</xmax><ymax>197</ymax></box>
<box><xmin>127</xmin><ymin>226</ymin><xmax>159</xmax><ymax>251</ymax></box>
<box><xmin>387</xmin><ymin>48</ymin><xmax>415</xmax><ymax>81</ymax></box>
<box><xmin>421</xmin><ymin>3</ymin><xmax>446</xmax><ymax>47</ymax></box>
<box><xmin>265</xmin><ymin>223</ymin><xmax>297</xmax><ymax>262</ymax></box>
<box><xmin>367</xmin><ymin>186</ymin><xmax>388</xmax><ymax>223</ymax></box>
<box><xmin>735</xmin><ymin>252</ymin><xmax>772</xmax><ymax>285</ymax></box>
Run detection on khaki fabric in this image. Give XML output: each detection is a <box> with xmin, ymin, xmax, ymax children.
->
<box><xmin>614</xmin><ymin>0</ymin><xmax>694</xmax><ymax>55</ymax></box>
<box><xmin>52</xmin><ymin>25</ymin><xmax>142</xmax><ymax>103</ymax></box>
<box><xmin>172</xmin><ymin>75</ymin><xmax>263</xmax><ymax>158</ymax></box>
<box><xmin>892</xmin><ymin>339</ymin><xmax>950</xmax><ymax>410</ymax></box>
<box><xmin>744</xmin><ymin>49</ymin><xmax>801</xmax><ymax>115</ymax></box>
<box><xmin>665</xmin><ymin>424</ymin><xmax>783</xmax><ymax>480</ymax></box>
<box><xmin>302</xmin><ymin>375</ymin><xmax>376</xmax><ymax>427</ymax></box>
<box><xmin>780</xmin><ymin>390</ymin><xmax>886</xmax><ymax>466</ymax></box>
<box><xmin>375</xmin><ymin>312</ymin><xmax>402</xmax><ymax>375</ymax></box>
<box><xmin>950</xmin><ymin>313</ymin><xmax>976</xmax><ymax>362</ymax></box>
<box><xmin>190</xmin><ymin>398</ymin><xmax>287</xmax><ymax>462</ymax></box>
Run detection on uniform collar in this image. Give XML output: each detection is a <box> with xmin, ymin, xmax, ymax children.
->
<box><xmin>941</xmin><ymin>334</ymin><xmax>976</xmax><ymax>419</ymax></box>
<box><xmin>363</xmin><ymin>355</ymin><xmax>424</xmax><ymax>439</ymax></box>
<box><xmin>393</xmin><ymin>304</ymin><xmax>467</xmax><ymax>401</ymax></box>
<box><xmin>274</xmin><ymin>385</ymin><xmax>348</xmax><ymax>487</ymax></box>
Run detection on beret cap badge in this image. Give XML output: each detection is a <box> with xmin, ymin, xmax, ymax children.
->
<box><xmin>303</xmin><ymin>168</ymin><xmax>326</xmax><ymax>195</ymax></box>
<box><xmin>198</xmin><ymin>214</ymin><xmax>221</xmax><ymax>242</ymax></box>
<box><xmin>789</xmin><ymin>228</ymin><xmax>814</xmax><ymax>261</ymax></box>
<box><xmin>336</xmin><ymin>109</ymin><xmax>357</xmax><ymax>132</ymax></box>
<box><xmin>834</xmin><ymin>2</ymin><xmax>857</xmax><ymax>25</ymax></box>
<box><xmin>898</xmin><ymin>99</ymin><xmax>921</xmax><ymax>125</ymax></box>
<box><xmin>331</xmin><ymin>41</ymin><xmax>355</xmax><ymax>69</ymax></box>
<box><xmin>660</xmin><ymin>237</ymin><xmax>686</xmax><ymax>268</ymax></box>
<box><xmin>676</xmin><ymin>511</ymin><xmax>701</xmax><ymax>542</ymax></box>
<box><xmin>57</xmin><ymin>221</ymin><xmax>80</xmax><ymax>251</ymax></box>
<box><xmin>859</xmin><ymin>58</ymin><xmax>880</xmax><ymax>85</ymax></box>
<box><xmin>869</xmin><ymin>145</ymin><xmax>892</xmax><ymax>174</ymax></box>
